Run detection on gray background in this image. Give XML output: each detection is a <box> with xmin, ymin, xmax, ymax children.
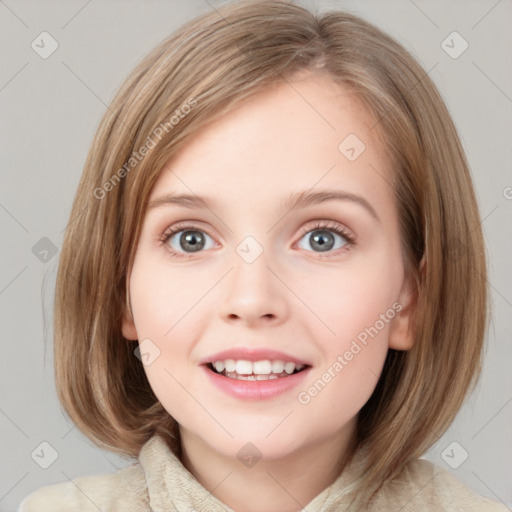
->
<box><xmin>1</xmin><ymin>0</ymin><xmax>511</xmax><ymax>510</ymax></box>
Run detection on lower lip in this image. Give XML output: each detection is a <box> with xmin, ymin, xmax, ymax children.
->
<box><xmin>201</xmin><ymin>365</ymin><xmax>311</xmax><ymax>400</ymax></box>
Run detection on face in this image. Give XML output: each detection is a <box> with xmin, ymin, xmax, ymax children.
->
<box><xmin>123</xmin><ymin>72</ymin><xmax>415</xmax><ymax>463</ymax></box>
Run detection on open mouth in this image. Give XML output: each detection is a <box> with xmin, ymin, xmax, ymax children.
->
<box><xmin>206</xmin><ymin>359</ymin><xmax>310</xmax><ymax>381</ymax></box>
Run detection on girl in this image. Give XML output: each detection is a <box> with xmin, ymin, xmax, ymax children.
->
<box><xmin>19</xmin><ymin>0</ymin><xmax>507</xmax><ymax>510</ymax></box>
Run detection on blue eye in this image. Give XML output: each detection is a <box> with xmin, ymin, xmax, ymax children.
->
<box><xmin>297</xmin><ymin>222</ymin><xmax>353</xmax><ymax>254</ymax></box>
<box><xmin>160</xmin><ymin>221</ymin><xmax>354</xmax><ymax>259</ymax></box>
<box><xmin>161</xmin><ymin>224</ymin><xmax>215</xmax><ymax>257</ymax></box>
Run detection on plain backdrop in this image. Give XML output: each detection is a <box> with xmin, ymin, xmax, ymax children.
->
<box><xmin>1</xmin><ymin>1</ymin><xmax>511</xmax><ymax>510</ymax></box>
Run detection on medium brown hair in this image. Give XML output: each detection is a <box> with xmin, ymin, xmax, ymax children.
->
<box><xmin>54</xmin><ymin>0</ymin><xmax>488</xmax><ymax>500</ymax></box>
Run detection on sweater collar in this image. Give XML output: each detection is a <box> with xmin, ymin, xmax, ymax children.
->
<box><xmin>138</xmin><ymin>434</ymin><xmax>367</xmax><ymax>512</ymax></box>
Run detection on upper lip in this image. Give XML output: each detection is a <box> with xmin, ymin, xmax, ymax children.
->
<box><xmin>199</xmin><ymin>348</ymin><xmax>311</xmax><ymax>366</ymax></box>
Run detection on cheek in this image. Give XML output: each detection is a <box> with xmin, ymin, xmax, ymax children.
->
<box><xmin>297</xmin><ymin>302</ymin><xmax>392</xmax><ymax>424</ymax></box>
<box><xmin>296</xmin><ymin>254</ymin><xmax>402</xmax><ymax>342</ymax></box>
<box><xmin>129</xmin><ymin>257</ymin><xmax>200</xmax><ymax>422</ymax></box>
<box><xmin>293</xmin><ymin>249</ymin><xmax>399</xmax><ymax>407</ymax></box>
<box><xmin>297</xmin><ymin>340</ymin><xmax>388</xmax><ymax>432</ymax></box>
<box><xmin>129</xmin><ymin>253</ymin><xmax>203</xmax><ymax>337</ymax></box>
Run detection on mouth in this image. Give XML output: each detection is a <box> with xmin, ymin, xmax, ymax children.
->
<box><xmin>205</xmin><ymin>359</ymin><xmax>311</xmax><ymax>381</ymax></box>
<box><xmin>199</xmin><ymin>348</ymin><xmax>313</xmax><ymax>399</ymax></box>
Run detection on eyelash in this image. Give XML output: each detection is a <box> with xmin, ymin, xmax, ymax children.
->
<box><xmin>159</xmin><ymin>220</ymin><xmax>356</xmax><ymax>259</ymax></box>
<box><xmin>297</xmin><ymin>221</ymin><xmax>356</xmax><ymax>254</ymax></box>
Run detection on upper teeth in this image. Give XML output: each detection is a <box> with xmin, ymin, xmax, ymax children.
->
<box><xmin>213</xmin><ymin>359</ymin><xmax>304</xmax><ymax>375</ymax></box>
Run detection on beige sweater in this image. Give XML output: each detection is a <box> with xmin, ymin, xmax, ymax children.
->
<box><xmin>18</xmin><ymin>434</ymin><xmax>507</xmax><ymax>511</ymax></box>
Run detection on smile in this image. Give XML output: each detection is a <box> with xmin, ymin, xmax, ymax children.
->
<box><xmin>199</xmin><ymin>347</ymin><xmax>312</xmax><ymax>399</ymax></box>
<box><xmin>208</xmin><ymin>359</ymin><xmax>307</xmax><ymax>380</ymax></box>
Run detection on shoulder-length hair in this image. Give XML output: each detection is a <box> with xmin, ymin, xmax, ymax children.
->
<box><xmin>54</xmin><ymin>0</ymin><xmax>488</xmax><ymax>499</ymax></box>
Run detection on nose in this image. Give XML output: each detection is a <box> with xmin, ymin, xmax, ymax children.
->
<box><xmin>219</xmin><ymin>248</ymin><xmax>288</xmax><ymax>327</ymax></box>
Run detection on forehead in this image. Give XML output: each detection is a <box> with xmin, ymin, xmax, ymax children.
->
<box><xmin>150</xmin><ymin>74</ymin><xmax>392</xmax><ymax>214</ymax></box>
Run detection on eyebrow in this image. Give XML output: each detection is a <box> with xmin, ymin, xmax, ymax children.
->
<box><xmin>148</xmin><ymin>189</ymin><xmax>380</xmax><ymax>223</ymax></box>
<box><xmin>284</xmin><ymin>190</ymin><xmax>379</xmax><ymax>223</ymax></box>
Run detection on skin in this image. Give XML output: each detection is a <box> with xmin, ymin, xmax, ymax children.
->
<box><xmin>122</xmin><ymin>72</ymin><xmax>416</xmax><ymax>512</ymax></box>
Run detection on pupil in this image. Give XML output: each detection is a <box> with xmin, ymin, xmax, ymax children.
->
<box><xmin>311</xmin><ymin>230</ymin><xmax>334</xmax><ymax>252</ymax></box>
<box><xmin>181</xmin><ymin>231</ymin><xmax>204</xmax><ymax>252</ymax></box>
<box><xmin>178</xmin><ymin>229</ymin><xmax>335</xmax><ymax>253</ymax></box>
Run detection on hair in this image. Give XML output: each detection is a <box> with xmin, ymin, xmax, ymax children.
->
<box><xmin>54</xmin><ymin>0</ymin><xmax>488</xmax><ymax>504</ymax></box>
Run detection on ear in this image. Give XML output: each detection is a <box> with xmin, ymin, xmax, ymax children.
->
<box><xmin>122</xmin><ymin>314</ymin><xmax>138</xmax><ymax>341</ymax></box>
<box><xmin>121</xmin><ymin>294</ymin><xmax>138</xmax><ymax>341</ymax></box>
<box><xmin>388</xmin><ymin>256</ymin><xmax>425</xmax><ymax>351</ymax></box>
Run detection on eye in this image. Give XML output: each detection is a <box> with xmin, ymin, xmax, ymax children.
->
<box><xmin>160</xmin><ymin>223</ymin><xmax>216</xmax><ymax>257</ymax></box>
<box><xmin>160</xmin><ymin>220</ymin><xmax>355</xmax><ymax>259</ymax></box>
<box><xmin>296</xmin><ymin>221</ymin><xmax>354</xmax><ymax>255</ymax></box>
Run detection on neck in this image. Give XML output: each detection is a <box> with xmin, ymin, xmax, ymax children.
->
<box><xmin>179</xmin><ymin>422</ymin><xmax>356</xmax><ymax>512</ymax></box>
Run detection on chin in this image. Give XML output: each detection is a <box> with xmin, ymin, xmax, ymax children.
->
<box><xmin>190</xmin><ymin>420</ymin><xmax>313</xmax><ymax>461</ymax></box>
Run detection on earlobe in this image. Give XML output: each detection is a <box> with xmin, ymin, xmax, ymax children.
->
<box><xmin>388</xmin><ymin>257</ymin><xmax>425</xmax><ymax>351</ymax></box>
<box><xmin>121</xmin><ymin>296</ymin><xmax>138</xmax><ymax>341</ymax></box>
<box><xmin>388</xmin><ymin>294</ymin><xmax>415</xmax><ymax>351</ymax></box>
<box><xmin>122</xmin><ymin>315</ymin><xmax>138</xmax><ymax>340</ymax></box>
<box><xmin>121</xmin><ymin>279</ymin><xmax>138</xmax><ymax>340</ymax></box>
